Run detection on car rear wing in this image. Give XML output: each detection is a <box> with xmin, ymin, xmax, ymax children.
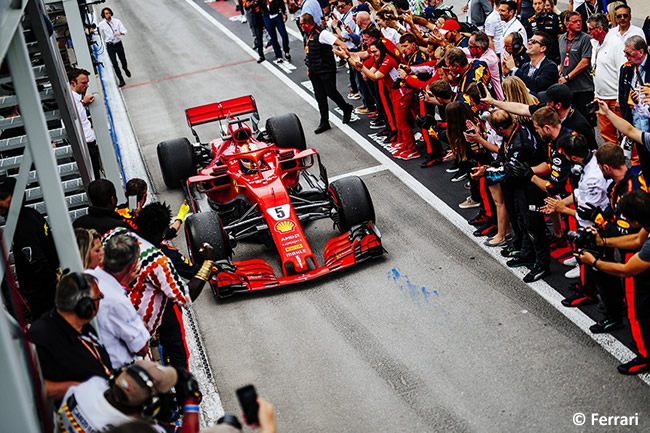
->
<box><xmin>185</xmin><ymin>95</ymin><xmax>259</xmax><ymax>142</ymax></box>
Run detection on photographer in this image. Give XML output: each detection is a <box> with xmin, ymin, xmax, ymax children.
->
<box><xmin>577</xmin><ymin>190</ymin><xmax>650</xmax><ymax>375</ymax></box>
<box><xmin>57</xmin><ymin>360</ymin><xmax>201</xmax><ymax>432</ymax></box>
<box><xmin>541</xmin><ymin>135</ymin><xmax>615</xmax><ymax>316</ymax></box>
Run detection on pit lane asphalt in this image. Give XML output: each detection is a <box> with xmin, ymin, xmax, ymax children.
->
<box><xmin>107</xmin><ymin>0</ymin><xmax>650</xmax><ymax>430</ymax></box>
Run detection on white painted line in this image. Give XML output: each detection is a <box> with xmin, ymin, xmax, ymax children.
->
<box><xmin>186</xmin><ymin>0</ymin><xmax>650</xmax><ymax>385</ymax></box>
<box><xmin>329</xmin><ymin>165</ymin><xmax>388</xmax><ymax>182</ymax></box>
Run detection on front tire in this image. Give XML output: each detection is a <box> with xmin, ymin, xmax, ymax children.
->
<box><xmin>265</xmin><ymin>113</ymin><xmax>307</xmax><ymax>151</ymax></box>
<box><xmin>157</xmin><ymin>138</ymin><xmax>195</xmax><ymax>189</ymax></box>
<box><xmin>184</xmin><ymin>212</ymin><xmax>231</xmax><ymax>265</ymax></box>
<box><xmin>328</xmin><ymin>176</ymin><xmax>375</xmax><ymax>233</ymax></box>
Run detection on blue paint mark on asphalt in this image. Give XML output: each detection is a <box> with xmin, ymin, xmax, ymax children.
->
<box><xmin>387</xmin><ymin>268</ymin><xmax>439</xmax><ymax>304</ymax></box>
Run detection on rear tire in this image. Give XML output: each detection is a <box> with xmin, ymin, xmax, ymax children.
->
<box><xmin>328</xmin><ymin>176</ymin><xmax>375</xmax><ymax>233</ymax></box>
<box><xmin>184</xmin><ymin>212</ymin><xmax>231</xmax><ymax>265</ymax></box>
<box><xmin>265</xmin><ymin>113</ymin><xmax>307</xmax><ymax>151</ymax></box>
<box><xmin>157</xmin><ymin>138</ymin><xmax>195</xmax><ymax>189</ymax></box>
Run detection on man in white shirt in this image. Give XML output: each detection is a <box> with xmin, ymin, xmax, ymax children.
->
<box><xmin>587</xmin><ymin>13</ymin><xmax>626</xmax><ymax>143</ymax></box>
<box><xmin>98</xmin><ymin>7</ymin><xmax>130</xmax><ymax>87</ymax></box>
<box><xmin>88</xmin><ymin>233</ymin><xmax>150</xmax><ymax>368</ymax></box>
<box><xmin>498</xmin><ymin>0</ymin><xmax>527</xmax><ymax>46</ymax></box>
<box><xmin>484</xmin><ymin>0</ymin><xmax>504</xmax><ymax>56</ymax></box>
<box><xmin>68</xmin><ymin>68</ymin><xmax>101</xmax><ymax>179</ymax></box>
<box><xmin>609</xmin><ymin>4</ymin><xmax>646</xmax><ymax>44</ymax></box>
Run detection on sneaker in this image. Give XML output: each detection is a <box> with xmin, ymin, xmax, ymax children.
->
<box><xmin>562</xmin><ymin>256</ymin><xmax>578</xmax><ymax>267</ymax></box>
<box><xmin>473</xmin><ymin>222</ymin><xmax>497</xmax><ymax>237</ymax></box>
<box><xmin>459</xmin><ymin>197</ymin><xmax>480</xmax><ymax>209</ymax></box>
<box><xmin>257</xmin><ymin>56</ymin><xmax>266</xmax><ymax>63</ymax></box>
<box><xmin>561</xmin><ymin>292</ymin><xmax>597</xmax><ymax>307</ymax></box>
<box><xmin>450</xmin><ymin>171</ymin><xmax>468</xmax><ymax>182</ymax></box>
<box><xmin>395</xmin><ymin>148</ymin><xmax>421</xmax><ymax>160</ymax></box>
<box><xmin>564</xmin><ymin>265</ymin><xmax>580</xmax><ymax>279</ymax></box>
<box><xmin>347</xmin><ymin>91</ymin><xmax>361</xmax><ymax>100</ymax></box>
<box><xmin>275</xmin><ymin>58</ymin><xmax>284</xmax><ymax>63</ymax></box>
<box><xmin>124</xmin><ymin>68</ymin><xmax>131</xmax><ymax>78</ymax></box>
<box><xmin>446</xmin><ymin>162</ymin><xmax>460</xmax><ymax>173</ymax></box>
<box><xmin>420</xmin><ymin>154</ymin><xmax>444</xmax><ymax>168</ymax></box>
<box><xmin>589</xmin><ymin>319</ymin><xmax>623</xmax><ymax>334</ymax></box>
<box><xmin>391</xmin><ymin>141</ymin><xmax>404</xmax><ymax>149</ymax></box>
<box><xmin>379</xmin><ymin>128</ymin><xmax>391</xmax><ymax>136</ymax></box>
<box><xmin>355</xmin><ymin>107</ymin><xmax>373</xmax><ymax>115</ymax></box>
<box><xmin>285</xmin><ymin>53</ymin><xmax>291</xmax><ymax>62</ymax></box>
<box><xmin>506</xmin><ymin>256</ymin><xmax>535</xmax><ymax>268</ymax></box>
<box><xmin>369</xmin><ymin>112</ymin><xmax>378</xmax><ymax>120</ymax></box>
<box><xmin>464</xmin><ymin>180</ymin><xmax>471</xmax><ymax>190</ymax></box>
<box><xmin>523</xmin><ymin>264</ymin><xmax>550</xmax><ymax>283</ymax></box>
<box><xmin>501</xmin><ymin>246</ymin><xmax>522</xmax><ymax>258</ymax></box>
<box><xmin>370</xmin><ymin>120</ymin><xmax>386</xmax><ymax>129</ymax></box>
<box><xmin>468</xmin><ymin>214</ymin><xmax>488</xmax><ymax>226</ymax></box>
<box><xmin>617</xmin><ymin>357</ymin><xmax>650</xmax><ymax>375</ymax></box>
<box><xmin>242</xmin><ymin>16</ymin><xmax>247</xmax><ymax>23</ymax></box>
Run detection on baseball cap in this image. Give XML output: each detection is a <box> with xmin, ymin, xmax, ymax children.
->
<box><xmin>112</xmin><ymin>360</ymin><xmax>178</xmax><ymax>407</ymax></box>
<box><xmin>537</xmin><ymin>83</ymin><xmax>573</xmax><ymax>107</ymax></box>
<box><xmin>439</xmin><ymin>19</ymin><xmax>460</xmax><ymax>35</ymax></box>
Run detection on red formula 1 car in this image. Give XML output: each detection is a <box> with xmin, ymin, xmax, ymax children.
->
<box><xmin>157</xmin><ymin>95</ymin><xmax>384</xmax><ymax>299</ymax></box>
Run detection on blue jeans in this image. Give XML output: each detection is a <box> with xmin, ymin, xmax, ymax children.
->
<box><xmin>263</xmin><ymin>14</ymin><xmax>290</xmax><ymax>59</ymax></box>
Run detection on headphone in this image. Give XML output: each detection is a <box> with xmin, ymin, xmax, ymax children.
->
<box><xmin>70</xmin><ymin>272</ymin><xmax>97</xmax><ymax>320</ymax></box>
<box><xmin>511</xmin><ymin>32</ymin><xmax>523</xmax><ymax>52</ymax></box>
<box><xmin>108</xmin><ymin>364</ymin><xmax>161</xmax><ymax>419</ymax></box>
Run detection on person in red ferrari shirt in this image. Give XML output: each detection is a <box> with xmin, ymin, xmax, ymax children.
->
<box><xmin>336</xmin><ymin>39</ymin><xmax>421</xmax><ymax>160</ymax></box>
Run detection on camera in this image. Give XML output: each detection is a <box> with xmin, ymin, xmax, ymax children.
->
<box><xmin>585</xmin><ymin>101</ymin><xmax>598</xmax><ymax>114</ymax></box>
<box><xmin>566</xmin><ymin>227</ymin><xmax>598</xmax><ymax>251</ymax></box>
<box><xmin>415</xmin><ymin>114</ymin><xmax>435</xmax><ymax>129</ymax></box>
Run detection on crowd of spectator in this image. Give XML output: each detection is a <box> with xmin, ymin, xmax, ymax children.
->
<box><xmin>285</xmin><ymin>0</ymin><xmax>650</xmax><ymax>375</ymax></box>
<box><xmin>1</xmin><ymin>173</ymin><xmax>275</xmax><ymax>431</ymax></box>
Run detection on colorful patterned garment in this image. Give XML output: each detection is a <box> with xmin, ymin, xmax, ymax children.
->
<box><xmin>103</xmin><ymin>227</ymin><xmax>189</xmax><ymax>333</ymax></box>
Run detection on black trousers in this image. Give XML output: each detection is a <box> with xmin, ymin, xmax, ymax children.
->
<box><xmin>573</xmin><ymin>90</ymin><xmax>596</xmax><ymax>127</ymax></box>
<box><xmin>504</xmin><ymin>182</ymin><xmax>550</xmax><ymax>269</ymax></box>
<box><xmin>106</xmin><ymin>41</ymin><xmax>128</xmax><ymax>82</ymax></box>
<box><xmin>588</xmin><ymin>247</ymin><xmax>623</xmax><ymax>321</ymax></box>
<box><xmin>158</xmin><ymin>301</ymin><xmax>189</xmax><ymax>370</ymax></box>
<box><xmin>310</xmin><ymin>72</ymin><xmax>348</xmax><ymax>125</ymax></box>
<box><xmin>87</xmin><ymin>140</ymin><xmax>102</xmax><ymax>179</ymax></box>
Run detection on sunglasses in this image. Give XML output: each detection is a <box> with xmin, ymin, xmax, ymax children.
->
<box><xmin>616</xmin><ymin>14</ymin><xmax>630</xmax><ymax>19</ymax></box>
<box><xmin>624</xmin><ymin>50</ymin><xmax>635</xmax><ymax>56</ymax></box>
<box><xmin>528</xmin><ymin>39</ymin><xmax>542</xmax><ymax>45</ymax></box>
<box><xmin>92</xmin><ymin>293</ymin><xmax>105</xmax><ymax>302</ymax></box>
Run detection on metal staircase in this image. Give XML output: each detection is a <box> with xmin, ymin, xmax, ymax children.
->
<box><xmin>0</xmin><ymin>1</ymin><xmax>127</xmax><ymax>430</ymax></box>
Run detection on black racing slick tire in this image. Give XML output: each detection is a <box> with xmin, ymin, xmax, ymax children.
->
<box><xmin>265</xmin><ymin>113</ymin><xmax>307</xmax><ymax>151</ymax></box>
<box><xmin>184</xmin><ymin>212</ymin><xmax>232</xmax><ymax>265</ymax></box>
<box><xmin>157</xmin><ymin>138</ymin><xmax>195</xmax><ymax>189</ymax></box>
<box><xmin>328</xmin><ymin>176</ymin><xmax>376</xmax><ymax>233</ymax></box>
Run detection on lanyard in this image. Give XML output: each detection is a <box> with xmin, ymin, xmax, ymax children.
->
<box><xmin>79</xmin><ymin>335</ymin><xmax>112</xmax><ymax>376</ymax></box>
<box><xmin>502</xmin><ymin>19</ymin><xmax>516</xmax><ymax>37</ymax></box>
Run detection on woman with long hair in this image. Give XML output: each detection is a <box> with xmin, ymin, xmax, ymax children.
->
<box><xmin>75</xmin><ymin>228</ymin><xmax>103</xmax><ymax>269</ymax></box>
<box><xmin>502</xmin><ymin>76</ymin><xmax>538</xmax><ymax>124</ymax></box>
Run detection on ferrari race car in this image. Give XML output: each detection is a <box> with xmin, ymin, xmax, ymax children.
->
<box><xmin>157</xmin><ymin>95</ymin><xmax>384</xmax><ymax>299</ymax></box>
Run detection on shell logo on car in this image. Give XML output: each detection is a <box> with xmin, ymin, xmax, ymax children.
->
<box><xmin>275</xmin><ymin>220</ymin><xmax>296</xmax><ymax>233</ymax></box>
